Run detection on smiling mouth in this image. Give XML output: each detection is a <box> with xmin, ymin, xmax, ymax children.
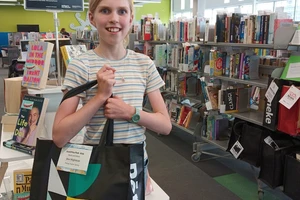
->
<box><xmin>106</xmin><ymin>28</ymin><xmax>121</xmax><ymax>33</ymax></box>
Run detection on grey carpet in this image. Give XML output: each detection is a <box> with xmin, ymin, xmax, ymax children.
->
<box><xmin>146</xmin><ymin>131</ymin><xmax>240</xmax><ymax>200</ymax></box>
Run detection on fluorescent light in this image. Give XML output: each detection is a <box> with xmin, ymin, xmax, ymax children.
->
<box><xmin>84</xmin><ymin>2</ymin><xmax>89</xmax><ymax>5</ymax></box>
<box><xmin>0</xmin><ymin>0</ymin><xmax>17</xmax><ymax>1</ymax></box>
<box><xmin>134</xmin><ymin>4</ymin><xmax>143</xmax><ymax>7</ymax></box>
<box><xmin>0</xmin><ymin>3</ymin><xmax>16</xmax><ymax>5</ymax></box>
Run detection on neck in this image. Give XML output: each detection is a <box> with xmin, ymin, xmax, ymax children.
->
<box><xmin>95</xmin><ymin>45</ymin><xmax>127</xmax><ymax>60</ymax></box>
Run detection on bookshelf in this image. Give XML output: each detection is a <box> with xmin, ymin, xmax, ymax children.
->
<box><xmin>214</xmin><ymin>76</ymin><xmax>269</xmax><ymax>89</ymax></box>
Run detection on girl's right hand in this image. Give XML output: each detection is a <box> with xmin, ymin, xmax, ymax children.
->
<box><xmin>96</xmin><ymin>64</ymin><xmax>116</xmax><ymax>99</ymax></box>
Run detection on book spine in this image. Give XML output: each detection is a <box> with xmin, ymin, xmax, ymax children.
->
<box><xmin>3</xmin><ymin>141</ymin><xmax>34</xmax><ymax>155</ymax></box>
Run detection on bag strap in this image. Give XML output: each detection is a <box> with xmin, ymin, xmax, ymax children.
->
<box><xmin>60</xmin><ymin>80</ymin><xmax>114</xmax><ymax>146</ymax></box>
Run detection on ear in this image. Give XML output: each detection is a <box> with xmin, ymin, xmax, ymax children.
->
<box><xmin>129</xmin><ymin>14</ymin><xmax>134</xmax><ymax>25</ymax></box>
<box><xmin>89</xmin><ymin>11</ymin><xmax>96</xmax><ymax>27</ymax></box>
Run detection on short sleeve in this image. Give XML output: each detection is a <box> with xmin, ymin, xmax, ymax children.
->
<box><xmin>62</xmin><ymin>58</ymin><xmax>89</xmax><ymax>98</ymax></box>
<box><xmin>146</xmin><ymin>59</ymin><xmax>165</xmax><ymax>94</ymax></box>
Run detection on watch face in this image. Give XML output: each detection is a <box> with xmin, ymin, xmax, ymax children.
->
<box><xmin>132</xmin><ymin>114</ymin><xmax>140</xmax><ymax>122</ymax></box>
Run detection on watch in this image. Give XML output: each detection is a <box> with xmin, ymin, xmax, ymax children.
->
<box><xmin>131</xmin><ymin>107</ymin><xmax>140</xmax><ymax>123</ymax></box>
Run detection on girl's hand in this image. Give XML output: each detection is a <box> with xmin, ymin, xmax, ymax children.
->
<box><xmin>96</xmin><ymin>64</ymin><xmax>116</xmax><ymax>100</ymax></box>
<box><xmin>104</xmin><ymin>96</ymin><xmax>134</xmax><ymax>120</ymax></box>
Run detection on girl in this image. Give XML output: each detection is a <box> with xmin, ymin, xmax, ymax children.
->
<box><xmin>53</xmin><ymin>0</ymin><xmax>172</xmax><ymax>195</ymax></box>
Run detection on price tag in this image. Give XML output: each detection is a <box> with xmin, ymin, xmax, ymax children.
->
<box><xmin>265</xmin><ymin>80</ymin><xmax>279</xmax><ymax>103</ymax></box>
<box><xmin>230</xmin><ymin>141</ymin><xmax>244</xmax><ymax>159</ymax></box>
<box><xmin>279</xmin><ymin>85</ymin><xmax>300</xmax><ymax>109</ymax></box>
<box><xmin>57</xmin><ymin>144</ymin><xmax>93</xmax><ymax>175</ymax></box>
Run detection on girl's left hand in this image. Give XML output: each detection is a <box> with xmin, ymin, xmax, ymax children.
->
<box><xmin>104</xmin><ymin>96</ymin><xmax>133</xmax><ymax>120</ymax></box>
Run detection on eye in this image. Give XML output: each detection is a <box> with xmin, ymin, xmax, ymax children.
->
<box><xmin>100</xmin><ymin>8</ymin><xmax>110</xmax><ymax>14</ymax></box>
<box><xmin>118</xmin><ymin>9</ymin><xmax>127</xmax><ymax>15</ymax></box>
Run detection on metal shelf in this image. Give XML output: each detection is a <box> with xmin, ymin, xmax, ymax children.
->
<box><xmin>200</xmin><ymin>136</ymin><xmax>229</xmax><ymax>151</ymax></box>
<box><xmin>203</xmin><ymin>42</ymin><xmax>274</xmax><ymax>49</ymax></box>
<box><xmin>259</xmin><ymin>65</ymin><xmax>284</xmax><ymax>70</ymax></box>
<box><xmin>214</xmin><ymin>76</ymin><xmax>268</xmax><ymax>88</ymax></box>
<box><xmin>231</xmin><ymin>111</ymin><xmax>264</xmax><ymax>126</ymax></box>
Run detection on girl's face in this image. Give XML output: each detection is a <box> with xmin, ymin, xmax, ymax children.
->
<box><xmin>89</xmin><ymin>0</ymin><xmax>133</xmax><ymax>47</ymax></box>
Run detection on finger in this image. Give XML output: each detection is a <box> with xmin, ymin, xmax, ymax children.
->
<box><xmin>102</xmin><ymin>64</ymin><xmax>116</xmax><ymax>72</ymax></box>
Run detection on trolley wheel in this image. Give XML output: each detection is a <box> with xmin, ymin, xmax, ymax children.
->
<box><xmin>258</xmin><ymin>190</ymin><xmax>264</xmax><ymax>200</ymax></box>
<box><xmin>191</xmin><ymin>153</ymin><xmax>201</xmax><ymax>162</ymax></box>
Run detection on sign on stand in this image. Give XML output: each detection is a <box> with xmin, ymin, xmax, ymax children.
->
<box><xmin>24</xmin><ymin>0</ymin><xmax>84</xmax><ymax>12</ymax></box>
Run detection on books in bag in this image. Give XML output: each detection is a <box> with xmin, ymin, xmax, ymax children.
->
<box><xmin>21</xmin><ymin>41</ymin><xmax>54</xmax><ymax>89</ymax></box>
<box><xmin>3</xmin><ymin>95</ymin><xmax>49</xmax><ymax>155</ymax></box>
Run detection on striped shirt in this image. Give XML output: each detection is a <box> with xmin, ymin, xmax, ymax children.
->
<box><xmin>62</xmin><ymin>49</ymin><xmax>165</xmax><ymax>145</ymax></box>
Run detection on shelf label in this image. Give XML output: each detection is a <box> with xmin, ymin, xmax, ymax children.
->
<box><xmin>265</xmin><ymin>80</ymin><xmax>279</xmax><ymax>103</ymax></box>
<box><xmin>230</xmin><ymin>141</ymin><xmax>244</xmax><ymax>159</ymax></box>
<box><xmin>279</xmin><ymin>85</ymin><xmax>300</xmax><ymax>109</ymax></box>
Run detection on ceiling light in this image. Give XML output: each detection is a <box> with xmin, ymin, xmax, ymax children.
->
<box><xmin>134</xmin><ymin>4</ymin><xmax>143</xmax><ymax>7</ymax></box>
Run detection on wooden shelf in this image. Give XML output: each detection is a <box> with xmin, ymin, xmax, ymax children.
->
<box><xmin>214</xmin><ymin>76</ymin><xmax>268</xmax><ymax>88</ymax></box>
<box><xmin>231</xmin><ymin>110</ymin><xmax>264</xmax><ymax>126</ymax></box>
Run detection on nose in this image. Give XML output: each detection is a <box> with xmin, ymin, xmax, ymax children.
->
<box><xmin>109</xmin><ymin>11</ymin><xmax>119</xmax><ymax>24</ymax></box>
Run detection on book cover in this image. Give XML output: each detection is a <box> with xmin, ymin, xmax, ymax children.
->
<box><xmin>13</xmin><ymin>168</ymin><xmax>31</xmax><ymax>200</ymax></box>
<box><xmin>11</xmin><ymin>95</ymin><xmax>49</xmax><ymax>147</ymax></box>
<box><xmin>60</xmin><ymin>45</ymin><xmax>87</xmax><ymax>68</ymax></box>
<box><xmin>21</xmin><ymin>41</ymin><xmax>54</xmax><ymax>89</ymax></box>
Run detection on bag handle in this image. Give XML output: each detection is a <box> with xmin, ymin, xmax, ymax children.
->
<box><xmin>60</xmin><ymin>80</ymin><xmax>114</xmax><ymax>146</ymax></box>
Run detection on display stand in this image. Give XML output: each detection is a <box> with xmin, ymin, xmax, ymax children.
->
<box><xmin>0</xmin><ymin>128</ymin><xmax>33</xmax><ymax>186</ymax></box>
<box><xmin>46</xmin><ymin>10</ymin><xmax>64</xmax><ymax>86</ymax></box>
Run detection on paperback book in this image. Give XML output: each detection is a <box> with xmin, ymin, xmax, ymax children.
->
<box><xmin>60</xmin><ymin>45</ymin><xmax>87</xmax><ymax>68</ymax></box>
<box><xmin>13</xmin><ymin>168</ymin><xmax>31</xmax><ymax>200</ymax></box>
<box><xmin>21</xmin><ymin>41</ymin><xmax>54</xmax><ymax>89</ymax></box>
<box><xmin>3</xmin><ymin>95</ymin><xmax>49</xmax><ymax>154</ymax></box>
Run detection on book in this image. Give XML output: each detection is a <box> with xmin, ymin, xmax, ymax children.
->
<box><xmin>21</xmin><ymin>41</ymin><xmax>54</xmax><ymax>89</ymax></box>
<box><xmin>9</xmin><ymin>95</ymin><xmax>49</xmax><ymax>147</ymax></box>
<box><xmin>60</xmin><ymin>45</ymin><xmax>87</xmax><ymax>68</ymax></box>
<box><xmin>4</xmin><ymin>77</ymin><xmax>28</xmax><ymax>114</ymax></box>
<box><xmin>3</xmin><ymin>139</ymin><xmax>35</xmax><ymax>155</ymax></box>
<box><xmin>13</xmin><ymin>168</ymin><xmax>31</xmax><ymax>200</ymax></box>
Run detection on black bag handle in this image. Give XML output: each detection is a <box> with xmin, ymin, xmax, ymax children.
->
<box><xmin>60</xmin><ymin>80</ymin><xmax>114</xmax><ymax>146</ymax></box>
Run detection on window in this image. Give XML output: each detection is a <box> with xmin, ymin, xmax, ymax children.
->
<box><xmin>256</xmin><ymin>2</ymin><xmax>274</xmax><ymax>14</ymax></box>
<box><xmin>181</xmin><ymin>0</ymin><xmax>185</xmax><ymax>10</ymax></box>
<box><xmin>240</xmin><ymin>5</ymin><xmax>253</xmax><ymax>14</ymax></box>
<box><xmin>204</xmin><ymin>9</ymin><xmax>213</xmax><ymax>24</ymax></box>
<box><xmin>190</xmin><ymin>0</ymin><xmax>193</xmax><ymax>9</ymax></box>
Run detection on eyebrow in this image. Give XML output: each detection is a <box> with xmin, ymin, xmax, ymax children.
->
<box><xmin>97</xmin><ymin>5</ymin><xmax>129</xmax><ymax>10</ymax></box>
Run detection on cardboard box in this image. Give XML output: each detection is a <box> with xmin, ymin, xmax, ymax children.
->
<box><xmin>1</xmin><ymin>114</ymin><xmax>18</xmax><ymax>132</ymax></box>
<box><xmin>4</xmin><ymin>77</ymin><xmax>27</xmax><ymax>114</ymax></box>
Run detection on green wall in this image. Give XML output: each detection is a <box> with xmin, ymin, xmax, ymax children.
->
<box><xmin>134</xmin><ymin>0</ymin><xmax>170</xmax><ymax>24</ymax></box>
<box><xmin>0</xmin><ymin>0</ymin><xmax>171</xmax><ymax>32</ymax></box>
<box><xmin>0</xmin><ymin>6</ymin><xmax>87</xmax><ymax>32</ymax></box>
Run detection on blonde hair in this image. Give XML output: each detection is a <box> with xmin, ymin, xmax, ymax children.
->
<box><xmin>89</xmin><ymin>0</ymin><xmax>133</xmax><ymax>47</ymax></box>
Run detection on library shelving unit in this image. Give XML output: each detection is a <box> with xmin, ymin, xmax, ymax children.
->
<box><xmin>137</xmin><ymin>25</ymin><xmax>297</xmax><ymax>162</ymax></box>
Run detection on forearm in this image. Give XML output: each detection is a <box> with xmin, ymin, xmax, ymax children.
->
<box><xmin>137</xmin><ymin>110</ymin><xmax>172</xmax><ymax>135</ymax></box>
<box><xmin>53</xmin><ymin>95</ymin><xmax>107</xmax><ymax>147</ymax></box>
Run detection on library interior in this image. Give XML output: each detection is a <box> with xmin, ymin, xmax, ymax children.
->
<box><xmin>1</xmin><ymin>0</ymin><xmax>300</xmax><ymax>199</ymax></box>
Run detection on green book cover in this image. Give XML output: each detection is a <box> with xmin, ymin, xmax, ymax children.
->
<box><xmin>280</xmin><ymin>55</ymin><xmax>300</xmax><ymax>81</ymax></box>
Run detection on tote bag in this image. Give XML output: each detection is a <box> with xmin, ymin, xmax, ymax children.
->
<box><xmin>277</xmin><ymin>85</ymin><xmax>300</xmax><ymax>136</ymax></box>
<box><xmin>30</xmin><ymin>80</ymin><xmax>145</xmax><ymax>200</ymax></box>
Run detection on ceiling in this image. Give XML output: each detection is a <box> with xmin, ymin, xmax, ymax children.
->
<box><xmin>0</xmin><ymin>0</ymin><xmax>161</xmax><ymax>7</ymax></box>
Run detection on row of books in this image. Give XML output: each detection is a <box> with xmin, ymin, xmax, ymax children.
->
<box><xmin>140</xmin><ymin>42</ymin><xmax>206</xmax><ymax>71</ymax></box>
<box><xmin>215</xmin><ymin>12</ymin><xmax>293</xmax><ymax>44</ymax></box>
<box><xmin>209</xmin><ymin>50</ymin><xmax>260</xmax><ymax>80</ymax></box>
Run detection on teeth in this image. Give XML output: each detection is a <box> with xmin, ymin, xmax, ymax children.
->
<box><xmin>108</xmin><ymin>28</ymin><xmax>120</xmax><ymax>32</ymax></box>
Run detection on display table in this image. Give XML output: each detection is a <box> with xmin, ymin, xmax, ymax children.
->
<box><xmin>0</xmin><ymin>129</ymin><xmax>33</xmax><ymax>186</ymax></box>
<box><xmin>0</xmin><ymin>129</ymin><xmax>169</xmax><ymax>199</ymax></box>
